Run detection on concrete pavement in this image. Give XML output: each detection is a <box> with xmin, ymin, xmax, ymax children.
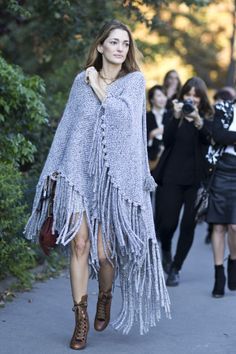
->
<box><xmin>0</xmin><ymin>222</ymin><xmax>235</xmax><ymax>354</ymax></box>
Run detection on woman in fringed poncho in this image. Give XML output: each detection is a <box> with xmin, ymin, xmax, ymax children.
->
<box><xmin>24</xmin><ymin>20</ymin><xmax>170</xmax><ymax>350</ymax></box>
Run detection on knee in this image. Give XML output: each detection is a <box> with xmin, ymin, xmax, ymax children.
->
<box><xmin>98</xmin><ymin>255</ymin><xmax>108</xmax><ymax>265</ymax></box>
<box><xmin>72</xmin><ymin>236</ymin><xmax>90</xmax><ymax>258</ymax></box>
<box><xmin>229</xmin><ymin>224</ymin><xmax>236</xmax><ymax>233</ymax></box>
<box><xmin>213</xmin><ymin>224</ymin><xmax>226</xmax><ymax>235</ymax></box>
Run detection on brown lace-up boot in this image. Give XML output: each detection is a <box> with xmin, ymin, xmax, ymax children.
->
<box><xmin>94</xmin><ymin>290</ymin><xmax>112</xmax><ymax>331</ymax></box>
<box><xmin>70</xmin><ymin>295</ymin><xmax>89</xmax><ymax>350</ymax></box>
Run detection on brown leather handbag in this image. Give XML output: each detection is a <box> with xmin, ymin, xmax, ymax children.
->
<box><xmin>149</xmin><ymin>156</ymin><xmax>160</xmax><ymax>171</ymax></box>
<box><xmin>39</xmin><ymin>215</ymin><xmax>58</xmax><ymax>256</ymax></box>
<box><xmin>39</xmin><ymin>179</ymin><xmax>58</xmax><ymax>256</ymax></box>
<box><xmin>149</xmin><ymin>145</ymin><xmax>164</xmax><ymax>171</ymax></box>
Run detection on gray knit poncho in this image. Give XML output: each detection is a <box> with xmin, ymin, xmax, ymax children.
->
<box><xmin>25</xmin><ymin>70</ymin><xmax>170</xmax><ymax>334</ymax></box>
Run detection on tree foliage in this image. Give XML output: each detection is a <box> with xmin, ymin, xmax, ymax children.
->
<box><xmin>0</xmin><ymin>0</ymin><xmax>230</xmax><ymax>283</ymax></box>
<box><xmin>0</xmin><ymin>56</ymin><xmax>47</xmax><ymax>167</ymax></box>
<box><xmin>0</xmin><ymin>56</ymin><xmax>48</xmax><ymax>282</ymax></box>
<box><xmin>0</xmin><ymin>161</ymin><xmax>36</xmax><ymax>283</ymax></box>
<box><xmin>147</xmin><ymin>3</ymin><xmax>224</xmax><ymax>87</ymax></box>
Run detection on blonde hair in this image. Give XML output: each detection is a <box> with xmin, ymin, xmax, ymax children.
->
<box><xmin>85</xmin><ymin>20</ymin><xmax>140</xmax><ymax>77</ymax></box>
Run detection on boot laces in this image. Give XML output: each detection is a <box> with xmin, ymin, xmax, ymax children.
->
<box><xmin>73</xmin><ymin>304</ymin><xmax>88</xmax><ymax>341</ymax></box>
<box><xmin>97</xmin><ymin>293</ymin><xmax>111</xmax><ymax>321</ymax></box>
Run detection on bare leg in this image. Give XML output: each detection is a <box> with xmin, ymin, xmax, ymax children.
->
<box><xmin>97</xmin><ymin>224</ymin><xmax>114</xmax><ymax>291</ymax></box>
<box><xmin>227</xmin><ymin>224</ymin><xmax>236</xmax><ymax>291</ymax></box>
<box><xmin>228</xmin><ymin>224</ymin><xmax>236</xmax><ymax>260</ymax></box>
<box><xmin>211</xmin><ymin>224</ymin><xmax>227</xmax><ymax>265</ymax></box>
<box><xmin>94</xmin><ymin>224</ymin><xmax>114</xmax><ymax>331</ymax></box>
<box><xmin>70</xmin><ymin>213</ymin><xmax>90</xmax><ymax>303</ymax></box>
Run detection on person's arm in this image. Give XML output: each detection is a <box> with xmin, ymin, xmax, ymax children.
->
<box><xmin>213</xmin><ymin>107</ymin><xmax>236</xmax><ymax>145</ymax></box>
<box><xmin>198</xmin><ymin>119</ymin><xmax>213</xmax><ymax>145</ymax></box>
<box><xmin>146</xmin><ymin>112</ymin><xmax>153</xmax><ymax>140</ymax></box>
<box><xmin>163</xmin><ymin>114</ymin><xmax>179</xmax><ymax>147</ymax></box>
<box><xmin>101</xmin><ymin>71</ymin><xmax>145</xmax><ymax>119</ymax></box>
<box><xmin>163</xmin><ymin>100</ymin><xmax>184</xmax><ymax>147</ymax></box>
<box><xmin>89</xmin><ymin>81</ymin><xmax>106</xmax><ymax>102</ymax></box>
<box><xmin>85</xmin><ymin>66</ymin><xmax>106</xmax><ymax>101</ymax></box>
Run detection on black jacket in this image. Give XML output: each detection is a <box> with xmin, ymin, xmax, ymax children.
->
<box><xmin>146</xmin><ymin>110</ymin><xmax>169</xmax><ymax>161</ymax></box>
<box><xmin>206</xmin><ymin>101</ymin><xmax>235</xmax><ymax>165</ymax></box>
<box><xmin>213</xmin><ymin>102</ymin><xmax>236</xmax><ymax>145</ymax></box>
<box><xmin>154</xmin><ymin>110</ymin><xmax>212</xmax><ymax>185</ymax></box>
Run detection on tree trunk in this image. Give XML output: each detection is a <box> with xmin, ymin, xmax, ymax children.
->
<box><xmin>226</xmin><ymin>0</ymin><xmax>236</xmax><ymax>86</ymax></box>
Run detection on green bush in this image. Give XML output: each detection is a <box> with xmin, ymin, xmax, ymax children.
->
<box><xmin>0</xmin><ymin>55</ymin><xmax>47</xmax><ymax>167</ymax></box>
<box><xmin>0</xmin><ymin>57</ymin><xmax>48</xmax><ymax>285</ymax></box>
<box><xmin>0</xmin><ymin>239</ymin><xmax>36</xmax><ymax>285</ymax></box>
<box><xmin>0</xmin><ymin>162</ymin><xmax>36</xmax><ymax>284</ymax></box>
<box><xmin>0</xmin><ymin>162</ymin><xmax>27</xmax><ymax>237</ymax></box>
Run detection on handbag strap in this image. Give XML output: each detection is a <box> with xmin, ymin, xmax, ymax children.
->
<box><xmin>205</xmin><ymin>159</ymin><xmax>219</xmax><ymax>192</ymax></box>
<box><xmin>47</xmin><ymin>178</ymin><xmax>56</xmax><ymax>216</ymax></box>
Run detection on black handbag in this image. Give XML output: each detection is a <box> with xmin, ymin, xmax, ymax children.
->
<box><xmin>194</xmin><ymin>185</ymin><xmax>210</xmax><ymax>222</ymax></box>
<box><xmin>194</xmin><ymin>163</ymin><xmax>217</xmax><ymax>222</ymax></box>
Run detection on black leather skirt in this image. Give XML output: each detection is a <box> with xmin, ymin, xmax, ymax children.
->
<box><xmin>207</xmin><ymin>153</ymin><xmax>236</xmax><ymax>224</ymax></box>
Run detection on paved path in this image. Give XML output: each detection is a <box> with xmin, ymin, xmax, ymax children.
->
<box><xmin>0</xmin><ymin>222</ymin><xmax>235</xmax><ymax>354</ymax></box>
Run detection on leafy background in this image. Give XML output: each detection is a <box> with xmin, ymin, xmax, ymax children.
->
<box><xmin>0</xmin><ymin>0</ymin><xmax>235</xmax><ymax>284</ymax></box>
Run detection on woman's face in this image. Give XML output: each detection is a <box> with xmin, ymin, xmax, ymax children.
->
<box><xmin>166</xmin><ymin>71</ymin><xmax>179</xmax><ymax>88</ymax></box>
<box><xmin>152</xmin><ymin>89</ymin><xmax>167</xmax><ymax>109</ymax></box>
<box><xmin>98</xmin><ymin>29</ymin><xmax>130</xmax><ymax>66</ymax></box>
<box><xmin>183</xmin><ymin>87</ymin><xmax>201</xmax><ymax>108</ymax></box>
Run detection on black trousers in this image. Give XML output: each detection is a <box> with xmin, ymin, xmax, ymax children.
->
<box><xmin>156</xmin><ymin>184</ymin><xmax>198</xmax><ymax>271</ymax></box>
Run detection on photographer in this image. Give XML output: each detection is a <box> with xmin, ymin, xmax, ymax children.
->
<box><xmin>155</xmin><ymin>77</ymin><xmax>213</xmax><ymax>286</ymax></box>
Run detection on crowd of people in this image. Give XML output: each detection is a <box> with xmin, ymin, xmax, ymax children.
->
<box><xmin>146</xmin><ymin>70</ymin><xmax>236</xmax><ymax>296</ymax></box>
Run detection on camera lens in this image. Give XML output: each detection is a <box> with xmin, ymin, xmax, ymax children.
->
<box><xmin>182</xmin><ymin>99</ymin><xmax>195</xmax><ymax>115</ymax></box>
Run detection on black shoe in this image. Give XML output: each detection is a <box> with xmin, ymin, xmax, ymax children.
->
<box><xmin>212</xmin><ymin>265</ymin><xmax>226</xmax><ymax>298</ymax></box>
<box><xmin>166</xmin><ymin>266</ymin><xmax>180</xmax><ymax>287</ymax></box>
<box><xmin>204</xmin><ymin>233</ymin><xmax>211</xmax><ymax>244</ymax></box>
<box><xmin>227</xmin><ymin>256</ymin><xmax>236</xmax><ymax>291</ymax></box>
<box><xmin>162</xmin><ymin>250</ymin><xmax>172</xmax><ymax>274</ymax></box>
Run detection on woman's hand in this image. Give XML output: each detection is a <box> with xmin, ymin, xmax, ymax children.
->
<box><xmin>85</xmin><ymin>66</ymin><xmax>106</xmax><ymax>102</ymax></box>
<box><xmin>85</xmin><ymin>66</ymin><xmax>99</xmax><ymax>88</ymax></box>
<box><xmin>185</xmin><ymin>108</ymin><xmax>203</xmax><ymax>129</ymax></box>
<box><xmin>172</xmin><ymin>99</ymin><xmax>183</xmax><ymax>119</ymax></box>
<box><xmin>149</xmin><ymin>126</ymin><xmax>164</xmax><ymax>139</ymax></box>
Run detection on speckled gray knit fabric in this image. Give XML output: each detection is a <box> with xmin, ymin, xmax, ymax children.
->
<box><xmin>24</xmin><ymin>70</ymin><xmax>170</xmax><ymax>334</ymax></box>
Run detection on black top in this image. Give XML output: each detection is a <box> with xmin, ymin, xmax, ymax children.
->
<box><xmin>162</xmin><ymin>119</ymin><xmax>196</xmax><ymax>185</ymax></box>
<box><xmin>154</xmin><ymin>110</ymin><xmax>212</xmax><ymax>186</ymax></box>
<box><xmin>146</xmin><ymin>110</ymin><xmax>169</xmax><ymax>161</ymax></box>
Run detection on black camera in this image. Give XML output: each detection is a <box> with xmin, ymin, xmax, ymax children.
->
<box><xmin>182</xmin><ymin>99</ymin><xmax>195</xmax><ymax>115</ymax></box>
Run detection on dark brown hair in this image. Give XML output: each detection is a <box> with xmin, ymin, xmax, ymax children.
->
<box><xmin>148</xmin><ymin>85</ymin><xmax>165</xmax><ymax>107</ymax></box>
<box><xmin>213</xmin><ymin>88</ymin><xmax>235</xmax><ymax>102</ymax></box>
<box><xmin>179</xmin><ymin>77</ymin><xmax>213</xmax><ymax>119</ymax></box>
<box><xmin>85</xmin><ymin>20</ymin><xmax>140</xmax><ymax>77</ymax></box>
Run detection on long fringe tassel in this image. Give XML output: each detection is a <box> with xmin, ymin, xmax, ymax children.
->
<box><xmin>87</xmin><ymin>106</ymin><xmax>171</xmax><ymax>334</ymax></box>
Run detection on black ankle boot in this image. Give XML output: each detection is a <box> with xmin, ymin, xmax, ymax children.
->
<box><xmin>212</xmin><ymin>265</ymin><xmax>226</xmax><ymax>298</ymax></box>
<box><xmin>166</xmin><ymin>265</ymin><xmax>180</xmax><ymax>287</ymax></box>
<box><xmin>227</xmin><ymin>256</ymin><xmax>236</xmax><ymax>291</ymax></box>
<box><xmin>162</xmin><ymin>250</ymin><xmax>172</xmax><ymax>274</ymax></box>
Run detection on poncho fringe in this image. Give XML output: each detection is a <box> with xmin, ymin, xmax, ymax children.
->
<box><xmin>24</xmin><ymin>71</ymin><xmax>170</xmax><ymax>335</ymax></box>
